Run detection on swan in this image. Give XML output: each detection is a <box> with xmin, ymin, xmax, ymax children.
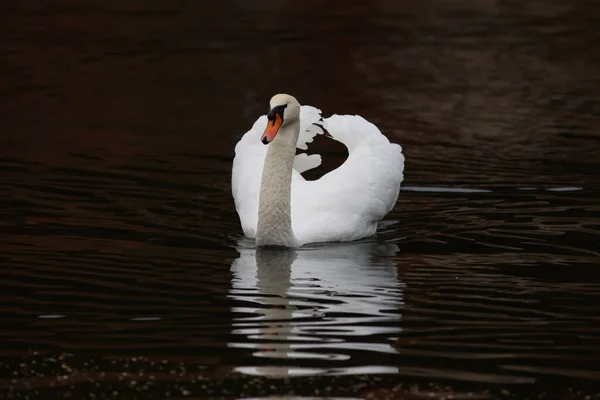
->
<box><xmin>232</xmin><ymin>94</ymin><xmax>404</xmax><ymax>247</ymax></box>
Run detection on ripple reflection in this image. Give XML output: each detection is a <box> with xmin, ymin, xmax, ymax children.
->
<box><xmin>228</xmin><ymin>241</ymin><xmax>404</xmax><ymax>377</ymax></box>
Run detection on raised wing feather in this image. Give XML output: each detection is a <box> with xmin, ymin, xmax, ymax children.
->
<box><xmin>290</xmin><ymin>114</ymin><xmax>404</xmax><ymax>245</ymax></box>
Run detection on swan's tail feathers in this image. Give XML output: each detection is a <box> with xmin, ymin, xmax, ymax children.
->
<box><xmin>297</xmin><ymin>106</ymin><xmax>325</xmax><ymax>150</ymax></box>
<box><xmin>293</xmin><ymin>153</ymin><xmax>322</xmax><ymax>174</ymax></box>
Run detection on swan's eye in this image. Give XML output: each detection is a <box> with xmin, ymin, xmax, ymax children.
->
<box><xmin>267</xmin><ymin>105</ymin><xmax>287</xmax><ymax>124</ymax></box>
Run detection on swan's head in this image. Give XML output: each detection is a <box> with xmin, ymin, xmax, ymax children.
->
<box><xmin>261</xmin><ymin>94</ymin><xmax>300</xmax><ymax>145</ymax></box>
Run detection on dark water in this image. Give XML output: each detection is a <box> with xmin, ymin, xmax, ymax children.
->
<box><xmin>1</xmin><ymin>1</ymin><xmax>600</xmax><ymax>399</ymax></box>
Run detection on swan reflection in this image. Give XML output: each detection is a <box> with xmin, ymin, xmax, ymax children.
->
<box><xmin>228</xmin><ymin>240</ymin><xmax>404</xmax><ymax>376</ymax></box>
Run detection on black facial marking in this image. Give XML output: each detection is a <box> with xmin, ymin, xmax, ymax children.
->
<box><xmin>267</xmin><ymin>104</ymin><xmax>287</xmax><ymax>125</ymax></box>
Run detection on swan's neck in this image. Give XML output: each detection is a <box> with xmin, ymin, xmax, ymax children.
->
<box><xmin>256</xmin><ymin>121</ymin><xmax>300</xmax><ymax>247</ymax></box>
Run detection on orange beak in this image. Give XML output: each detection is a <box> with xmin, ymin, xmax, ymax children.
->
<box><xmin>261</xmin><ymin>113</ymin><xmax>283</xmax><ymax>144</ymax></box>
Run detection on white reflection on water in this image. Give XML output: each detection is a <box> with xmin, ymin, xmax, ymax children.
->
<box><xmin>403</xmin><ymin>186</ymin><xmax>584</xmax><ymax>193</ymax></box>
<box><xmin>546</xmin><ymin>187</ymin><xmax>583</xmax><ymax>192</ymax></box>
<box><xmin>402</xmin><ymin>186</ymin><xmax>492</xmax><ymax>193</ymax></box>
<box><xmin>228</xmin><ymin>240</ymin><xmax>404</xmax><ymax>377</ymax></box>
<box><xmin>235</xmin><ymin>365</ymin><xmax>400</xmax><ymax>377</ymax></box>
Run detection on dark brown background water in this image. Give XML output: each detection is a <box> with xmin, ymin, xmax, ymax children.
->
<box><xmin>1</xmin><ymin>1</ymin><xmax>600</xmax><ymax>399</ymax></box>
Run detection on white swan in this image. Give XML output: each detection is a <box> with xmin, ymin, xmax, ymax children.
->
<box><xmin>232</xmin><ymin>94</ymin><xmax>404</xmax><ymax>247</ymax></box>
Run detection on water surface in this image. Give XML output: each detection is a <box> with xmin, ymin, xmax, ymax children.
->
<box><xmin>1</xmin><ymin>1</ymin><xmax>600</xmax><ymax>399</ymax></box>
